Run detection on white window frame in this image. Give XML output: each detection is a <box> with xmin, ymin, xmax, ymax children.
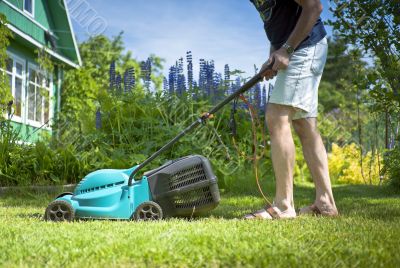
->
<box><xmin>26</xmin><ymin>63</ymin><xmax>53</xmax><ymax>129</ymax></box>
<box><xmin>1</xmin><ymin>52</ymin><xmax>26</xmax><ymax>124</ymax></box>
<box><xmin>23</xmin><ymin>0</ymin><xmax>35</xmax><ymax>18</ymax></box>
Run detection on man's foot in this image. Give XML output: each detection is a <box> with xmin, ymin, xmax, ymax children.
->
<box><xmin>298</xmin><ymin>203</ymin><xmax>338</xmax><ymax>217</ymax></box>
<box><xmin>244</xmin><ymin>205</ymin><xmax>297</xmax><ymax>220</ymax></box>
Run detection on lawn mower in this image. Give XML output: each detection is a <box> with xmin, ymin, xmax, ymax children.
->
<box><xmin>44</xmin><ymin>64</ymin><xmax>273</xmax><ymax>222</ymax></box>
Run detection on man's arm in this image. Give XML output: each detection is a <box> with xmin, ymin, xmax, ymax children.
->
<box><xmin>287</xmin><ymin>0</ymin><xmax>323</xmax><ymax>49</ymax></box>
<box><xmin>261</xmin><ymin>0</ymin><xmax>323</xmax><ymax>76</ymax></box>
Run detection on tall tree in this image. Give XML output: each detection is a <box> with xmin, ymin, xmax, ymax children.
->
<box><xmin>329</xmin><ymin>0</ymin><xmax>400</xmax><ymax>103</ymax></box>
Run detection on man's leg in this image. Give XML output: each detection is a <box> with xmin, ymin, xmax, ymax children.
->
<box><xmin>292</xmin><ymin>118</ymin><xmax>338</xmax><ymax>214</ymax></box>
<box><xmin>266</xmin><ymin>104</ymin><xmax>296</xmax><ymax>212</ymax></box>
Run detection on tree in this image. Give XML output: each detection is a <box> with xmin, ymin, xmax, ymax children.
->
<box><xmin>60</xmin><ymin>34</ymin><xmax>164</xmax><ymax>134</ymax></box>
<box><xmin>328</xmin><ymin>0</ymin><xmax>400</xmax><ymax>105</ymax></box>
<box><xmin>79</xmin><ymin>32</ymin><xmax>125</xmax><ymax>89</ymax></box>
<box><xmin>77</xmin><ymin>32</ymin><xmax>164</xmax><ymax>92</ymax></box>
<box><xmin>319</xmin><ymin>36</ymin><xmax>366</xmax><ymax>112</ymax></box>
<box><xmin>328</xmin><ymin>1</ymin><xmax>400</xmax><ymax>186</ymax></box>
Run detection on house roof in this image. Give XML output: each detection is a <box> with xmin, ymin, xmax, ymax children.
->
<box><xmin>0</xmin><ymin>0</ymin><xmax>81</xmax><ymax>68</ymax></box>
<box><xmin>48</xmin><ymin>0</ymin><xmax>82</xmax><ymax>67</ymax></box>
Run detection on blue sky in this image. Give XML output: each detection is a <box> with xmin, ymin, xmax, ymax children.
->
<box><xmin>70</xmin><ymin>0</ymin><xmax>334</xmax><ymax>77</ymax></box>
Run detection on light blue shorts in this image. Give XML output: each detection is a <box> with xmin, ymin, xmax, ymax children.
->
<box><xmin>269</xmin><ymin>37</ymin><xmax>328</xmax><ymax>120</ymax></box>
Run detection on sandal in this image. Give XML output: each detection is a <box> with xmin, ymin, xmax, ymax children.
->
<box><xmin>298</xmin><ymin>204</ymin><xmax>339</xmax><ymax>217</ymax></box>
<box><xmin>244</xmin><ymin>205</ymin><xmax>297</xmax><ymax>220</ymax></box>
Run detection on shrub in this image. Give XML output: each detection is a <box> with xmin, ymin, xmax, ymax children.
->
<box><xmin>0</xmin><ymin>86</ymin><xmax>268</xmax><ymax>190</ymax></box>
<box><xmin>382</xmin><ymin>146</ymin><xmax>400</xmax><ymax>190</ymax></box>
<box><xmin>328</xmin><ymin>143</ymin><xmax>381</xmax><ymax>185</ymax></box>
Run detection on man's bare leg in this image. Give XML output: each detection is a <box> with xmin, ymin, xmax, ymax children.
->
<box><xmin>292</xmin><ymin>118</ymin><xmax>338</xmax><ymax>215</ymax></box>
<box><xmin>266</xmin><ymin>104</ymin><xmax>296</xmax><ymax>212</ymax></box>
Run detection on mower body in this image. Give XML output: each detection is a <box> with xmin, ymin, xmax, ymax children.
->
<box><xmin>57</xmin><ymin>167</ymin><xmax>150</xmax><ymax>220</ymax></box>
<box><xmin>47</xmin><ymin>155</ymin><xmax>220</xmax><ymax>221</ymax></box>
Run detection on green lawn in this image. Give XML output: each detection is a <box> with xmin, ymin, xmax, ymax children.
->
<box><xmin>0</xmin><ymin>183</ymin><xmax>399</xmax><ymax>267</ymax></box>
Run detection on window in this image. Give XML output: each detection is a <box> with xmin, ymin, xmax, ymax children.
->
<box><xmin>2</xmin><ymin>55</ymin><xmax>26</xmax><ymax>121</ymax></box>
<box><xmin>5</xmin><ymin>58</ymin><xmax>13</xmax><ymax>97</ymax></box>
<box><xmin>1</xmin><ymin>53</ymin><xmax>53</xmax><ymax>128</ymax></box>
<box><xmin>23</xmin><ymin>0</ymin><xmax>34</xmax><ymax>17</ymax></box>
<box><xmin>27</xmin><ymin>66</ymin><xmax>52</xmax><ymax>127</ymax></box>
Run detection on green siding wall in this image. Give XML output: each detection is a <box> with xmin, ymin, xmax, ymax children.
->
<box><xmin>8</xmin><ymin>38</ymin><xmax>37</xmax><ymax>63</ymax></box>
<box><xmin>6</xmin><ymin>0</ymin><xmax>23</xmax><ymax>9</ymax></box>
<box><xmin>0</xmin><ymin>2</ymin><xmax>46</xmax><ymax>45</ymax></box>
<box><xmin>35</xmin><ymin>0</ymin><xmax>52</xmax><ymax>29</ymax></box>
<box><xmin>4</xmin><ymin>0</ymin><xmax>53</xmax><ymax>29</ymax></box>
<box><xmin>11</xmin><ymin>121</ymin><xmax>51</xmax><ymax>143</ymax></box>
<box><xmin>0</xmin><ymin>0</ymin><xmax>79</xmax><ymax>65</ymax></box>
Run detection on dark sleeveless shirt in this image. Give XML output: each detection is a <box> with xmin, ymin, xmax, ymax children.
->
<box><xmin>250</xmin><ymin>0</ymin><xmax>327</xmax><ymax>50</ymax></box>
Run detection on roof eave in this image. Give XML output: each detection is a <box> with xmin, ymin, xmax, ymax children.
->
<box><xmin>7</xmin><ymin>24</ymin><xmax>80</xmax><ymax>69</ymax></box>
<box><xmin>62</xmin><ymin>0</ymin><xmax>82</xmax><ymax>66</ymax></box>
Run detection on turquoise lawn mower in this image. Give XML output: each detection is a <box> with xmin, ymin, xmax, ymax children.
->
<box><xmin>45</xmin><ymin>64</ymin><xmax>273</xmax><ymax>222</ymax></box>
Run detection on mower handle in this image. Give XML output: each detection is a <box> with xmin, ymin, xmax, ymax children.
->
<box><xmin>128</xmin><ymin>62</ymin><xmax>274</xmax><ymax>186</ymax></box>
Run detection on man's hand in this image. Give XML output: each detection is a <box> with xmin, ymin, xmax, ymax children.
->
<box><xmin>270</xmin><ymin>48</ymin><xmax>290</xmax><ymax>71</ymax></box>
<box><xmin>260</xmin><ymin>47</ymin><xmax>290</xmax><ymax>79</ymax></box>
<box><xmin>260</xmin><ymin>64</ymin><xmax>277</xmax><ymax>80</ymax></box>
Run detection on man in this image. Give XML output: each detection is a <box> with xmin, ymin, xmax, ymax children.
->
<box><xmin>245</xmin><ymin>0</ymin><xmax>338</xmax><ymax>219</ymax></box>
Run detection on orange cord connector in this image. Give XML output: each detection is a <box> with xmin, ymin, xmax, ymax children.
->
<box><xmin>238</xmin><ymin>94</ymin><xmax>272</xmax><ymax>206</ymax></box>
<box><xmin>201</xmin><ymin>112</ymin><xmax>214</xmax><ymax>120</ymax></box>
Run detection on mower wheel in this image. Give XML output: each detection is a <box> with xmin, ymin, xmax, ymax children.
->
<box><xmin>45</xmin><ymin>200</ymin><xmax>75</xmax><ymax>222</ymax></box>
<box><xmin>133</xmin><ymin>201</ymin><xmax>163</xmax><ymax>221</ymax></box>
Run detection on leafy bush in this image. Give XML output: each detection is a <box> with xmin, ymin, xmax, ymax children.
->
<box><xmin>383</xmin><ymin>146</ymin><xmax>400</xmax><ymax>190</ymax></box>
<box><xmin>0</xmin><ymin>119</ymin><xmax>21</xmax><ymax>185</ymax></box>
<box><xmin>328</xmin><ymin>143</ymin><xmax>381</xmax><ymax>185</ymax></box>
<box><xmin>0</xmin><ymin>84</ymin><xmax>270</xmax><ymax>190</ymax></box>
